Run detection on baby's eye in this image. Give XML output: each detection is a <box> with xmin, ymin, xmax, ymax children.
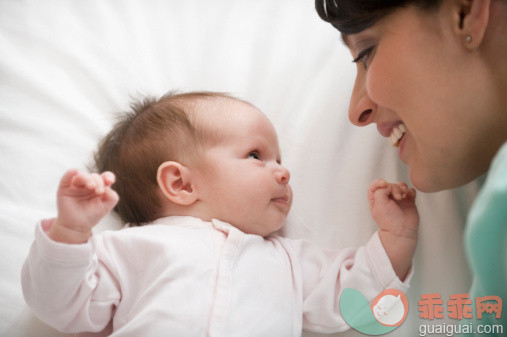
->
<box><xmin>247</xmin><ymin>151</ymin><xmax>260</xmax><ymax>160</ymax></box>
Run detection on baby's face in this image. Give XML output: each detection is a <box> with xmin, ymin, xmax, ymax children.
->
<box><xmin>193</xmin><ymin>99</ymin><xmax>292</xmax><ymax>236</ymax></box>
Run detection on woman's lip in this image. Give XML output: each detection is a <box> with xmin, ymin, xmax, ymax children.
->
<box><xmin>377</xmin><ymin>121</ymin><xmax>403</xmax><ymax>138</ymax></box>
<box><xmin>398</xmin><ymin>132</ymin><xmax>408</xmax><ymax>163</ymax></box>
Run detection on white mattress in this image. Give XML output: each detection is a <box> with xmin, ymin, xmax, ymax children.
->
<box><xmin>0</xmin><ymin>1</ymin><xmax>481</xmax><ymax>336</ymax></box>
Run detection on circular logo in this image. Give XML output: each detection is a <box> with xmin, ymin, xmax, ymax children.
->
<box><xmin>340</xmin><ymin>288</ymin><xmax>409</xmax><ymax>335</ymax></box>
<box><xmin>370</xmin><ymin>289</ymin><xmax>409</xmax><ymax>327</ymax></box>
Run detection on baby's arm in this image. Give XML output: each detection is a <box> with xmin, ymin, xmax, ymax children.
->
<box><xmin>48</xmin><ymin>169</ymin><xmax>119</xmax><ymax>243</ymax></box>
<box><xmin>281</xmin><ymin>232</ymin><xmax>412</xmax><ymax>333</ymax></box>
<box><xmin>368</xmin><ymin>179</ymin><xmax>419</xmax><ymax>281</ymax></box>
<box><xmin>21</xmin><ymin>169</ymin><xmax>121</xmax><ymax>332</ymax></box>
<box><xmin>285</xmin><ymin>180</ymin><xmax>418</xmax><ymax>333</ymax></box>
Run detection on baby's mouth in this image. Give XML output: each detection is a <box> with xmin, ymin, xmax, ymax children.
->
<box><xmin>272</xmin><ymin>197</ymin><xmax>290</xmax><ymax>206</ymax></box>
<box><xmin>389</xmin><ymin>123</ymin><xmax>406</xmax><ymax>147</ymax></box>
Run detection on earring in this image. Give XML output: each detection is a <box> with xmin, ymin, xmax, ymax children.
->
<box><xmin>466</xmin><ymin>35</ymin><xmax>472</xmax><ymax>42</ymax></box>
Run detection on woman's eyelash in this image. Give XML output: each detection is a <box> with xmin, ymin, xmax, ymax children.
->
<box><xmin>353</xmin><ymin>46</ymin><xmax>374</xmax><ymax>69</ymax></box>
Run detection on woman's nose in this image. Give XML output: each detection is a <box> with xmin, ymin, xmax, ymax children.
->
<box><xmin>348</xmin><ymin>78</ymin><xmax>376</xmax><ymax>127</ymax></box>
<box><xmin>275</xmin><ymin>166</ymin><xmax>290</xmax><ymax>184</ymax></box>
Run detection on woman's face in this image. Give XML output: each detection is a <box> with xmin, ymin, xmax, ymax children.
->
<box><xmin>345</xmin><ymin>4</ymin><xmax>502</xmax><ymax>192</ymax></box>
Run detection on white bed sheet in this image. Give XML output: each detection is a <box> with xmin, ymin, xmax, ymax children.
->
<box><xmin>0</xmin><ymin>1</ymin><xmax>481</xmax><ymax>336</ymax></box>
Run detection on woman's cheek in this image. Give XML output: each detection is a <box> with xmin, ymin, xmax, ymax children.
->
<box><xmin>365</xmin><ymin>56</ymin><xmax>401</xmax><ymax>111</ymax></box>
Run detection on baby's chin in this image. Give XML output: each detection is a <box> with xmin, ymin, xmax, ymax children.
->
<box><xmin>237</xmin><ymin>216</ymin><xmax>287</xmax><ymax>237</ymax></box>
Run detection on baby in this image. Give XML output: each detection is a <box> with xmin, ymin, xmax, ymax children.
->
<box><xmin>22</xmin><ymin>91</ymin><xmax>419</xmax><ymax>336</ymax></box>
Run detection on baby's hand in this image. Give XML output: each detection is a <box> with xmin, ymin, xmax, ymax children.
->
<box><xmin>368</xmin><ymin>179</ymin><xmax>418</xmax><ymax>238</ymax></box>
<box><xmin>368</xmin><ymin>179</ymin><xmax>419</xmax><ymax>280</ymax></box>
<box><xmin>48</xmin><ymin>169</ymin><xmax>119</xmax><ymax>244</ymax></box>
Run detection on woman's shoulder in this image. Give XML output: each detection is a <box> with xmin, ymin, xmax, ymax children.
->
<box><xmin>493</xmin><ymin>141</ymin><xmax>507</xmax><ymax>165</ymax></box>
<box><xmin>467</xmin><ymin>141</ymin><xmax>507</xmax><ymax>226</ymax></box>
<box><xmin>487</xmin><ymin>141</ymin><xmax>507</xmax><ymax>190</ymax></box>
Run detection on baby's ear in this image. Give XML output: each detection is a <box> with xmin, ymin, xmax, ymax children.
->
<box><xmin>157</xmin><ymin>161</ymin><xmax>198</xmax><ymax>205</ymax></box>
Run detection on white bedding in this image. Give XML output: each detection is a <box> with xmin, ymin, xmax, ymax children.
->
<box><xmin>0</xmin><ymin>1</ymin><xmax>481</xmax><ymax>336</ymax></box>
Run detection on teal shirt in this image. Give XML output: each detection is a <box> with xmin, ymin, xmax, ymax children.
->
<box><xmin>462</xmin><ymin>142</ymin><xmax>507</xmax><ymax>336</ymax></box>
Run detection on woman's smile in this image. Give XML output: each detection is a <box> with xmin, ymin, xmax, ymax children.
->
<box><xmin>397</xmin><ymin>131</ymin><xmax>409</xmax><ymax>164</ymax></box>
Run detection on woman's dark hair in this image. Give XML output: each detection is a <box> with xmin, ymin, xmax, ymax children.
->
<box><xmin>315</xmin><ymin>0</ymin><xmax>442</xmax><ymax>35</ymax></box>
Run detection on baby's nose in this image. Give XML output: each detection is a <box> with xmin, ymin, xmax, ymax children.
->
<box><xmin>275</xmin><ymin>166</ymin><xmax>290</xmax><ymax>184</ymax></box>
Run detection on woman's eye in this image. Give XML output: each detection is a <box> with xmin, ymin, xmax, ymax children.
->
<box><xmin>247</xmin><ymin>151</ymin><xmax>260</xmax><ymax>160</ymax></box>
<box><xmin>353</xmin><ymin>46</ymin><xmax>374</xmax><ymax>69</ymax></box>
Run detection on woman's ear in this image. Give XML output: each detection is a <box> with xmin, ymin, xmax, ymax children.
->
<box><xmin>157</xmin><ymin>161</ymin><xmax>198</xmax><ymax>205</ymax></box>
<box><xmin>456</xmin><ymin>0</ymin><xmax>491</xmax><ymax>48</ymax></box>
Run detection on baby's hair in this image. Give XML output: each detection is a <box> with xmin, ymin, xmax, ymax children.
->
<box><xmin>94</xmin><ymin>91</ymin><xmax>236</xmax><ymax>226</ymax></box>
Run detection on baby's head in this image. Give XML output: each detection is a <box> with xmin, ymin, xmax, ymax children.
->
<box><xmin>95</xmin><ymin>91</ymin><xmax>292</xmax><ymax>236</ymax></box>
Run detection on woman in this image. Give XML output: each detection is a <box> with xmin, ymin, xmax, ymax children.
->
<box><xmin>315</xmin><ymin>0</ymin><xmax>507</xmax><ymax>332</ymax></box>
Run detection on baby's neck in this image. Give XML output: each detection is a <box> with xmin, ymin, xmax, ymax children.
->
<box><xmin>158</xmin><ymin>202</ymin><xmax>278</xmax><ymax>238</ymax></box>
<box><xmin>159</xmin><ymin>202</ymin><xmax>215</xmax><ymax>225</ymax></box>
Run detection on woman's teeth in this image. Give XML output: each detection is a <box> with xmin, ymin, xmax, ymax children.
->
<box><xmin>389</xmin><ymin>123</ymin><xmax>406</xmax><ymax>147</ymax></box>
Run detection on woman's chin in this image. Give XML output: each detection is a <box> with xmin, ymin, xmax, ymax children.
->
<box><xmin>409</xmin><ymin>168</ymin><xmax>446</xmax><ymax>193</ymax></box>
<box><xmin>409</xmin><ymin>167</ymin><xmax>474</xmax><ymax>193</ymax></box>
